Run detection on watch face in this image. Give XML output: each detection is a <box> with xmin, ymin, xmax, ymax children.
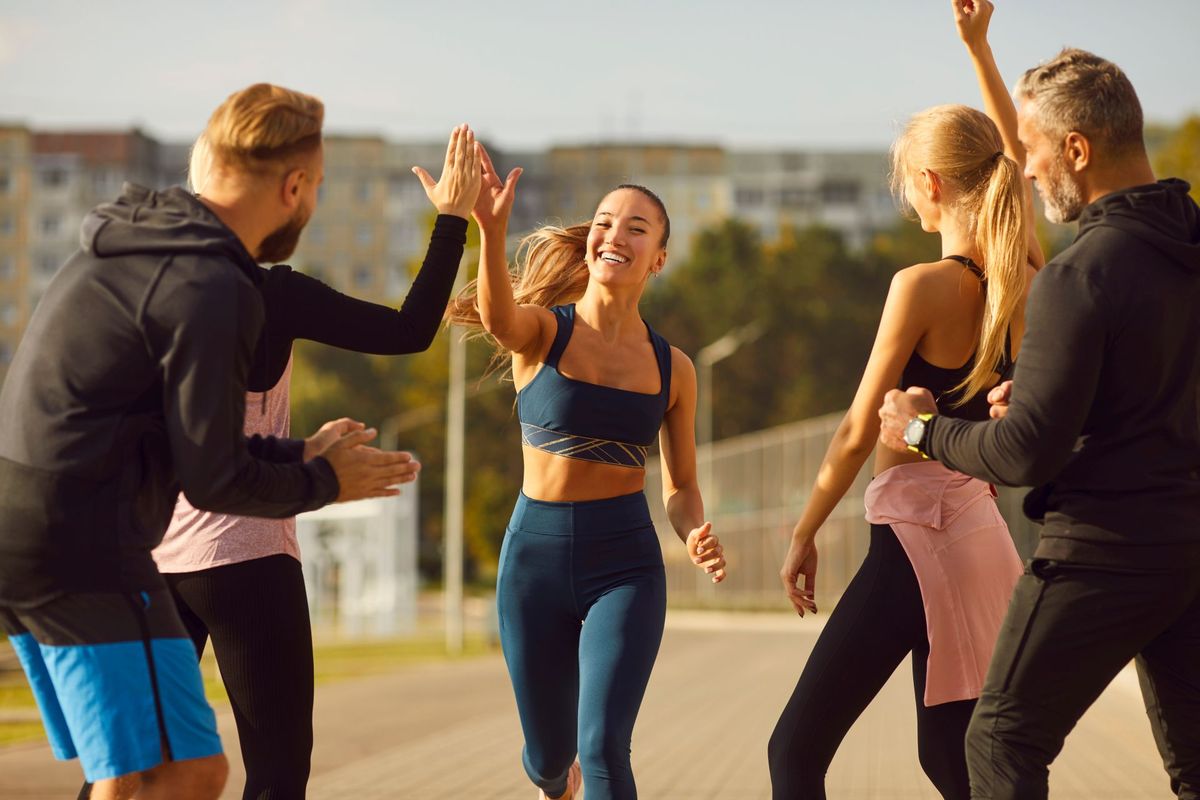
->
<box><xmin>903</xmin><ymin>417</ymin><xmax>926</xmax><ymax>447</ymax></box>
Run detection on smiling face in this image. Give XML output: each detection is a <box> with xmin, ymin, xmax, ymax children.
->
<box><xmin>585</xmin><ymin>188</ymin><xmax>668</xmax><ymax>287</ymax></box>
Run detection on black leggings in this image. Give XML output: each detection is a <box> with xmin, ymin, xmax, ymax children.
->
<box><xmin>768</xmin><ymin>524</ymin><xmax>976</xmax><ymax>800</ymax></box>
<box><xmin>169</xmin><ymin>554</ymin><xmax>315</xmax><ymax>800</ymax></box>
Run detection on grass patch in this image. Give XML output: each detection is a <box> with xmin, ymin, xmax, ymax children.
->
<box><xmin>0</xmin><ymin>721</ymin><xmax>46</xmax><ymax>747</ymax></box>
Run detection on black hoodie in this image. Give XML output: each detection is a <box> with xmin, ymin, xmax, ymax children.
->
<box><xmin>0</xmin><ymin>184</ymin><xmax>339</xmax><ymax>607</ymax></box>
<box><xmin>926</xmin><ymin>179</ymin><xmax>1200</xmax><ymax>568</ymax></box>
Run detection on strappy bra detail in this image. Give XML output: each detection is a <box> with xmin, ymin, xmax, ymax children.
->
<box><xmin>517</xmin><ymin>305</ymin><xmax>672</xmax><ymax>469</ymax></box>
<box><xmin>945</xmin><ymin>253</ymin><xmax>986</xmax><ymax>281</ymax></box>
<box><xmin>900</xmin><ymin>255</ymin><xmax>1015</xmax><ymax>422</ymax></box>
<box><xmin>520</xmin><ymin>423</ymin><xmax>651</xmax><ymax>468</ymax></box>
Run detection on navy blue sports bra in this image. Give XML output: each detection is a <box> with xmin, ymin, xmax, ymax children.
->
<box><xmin>517</xmin><ymin>304</ymin><xmax>672</xmax><ymax>469</ymax></box>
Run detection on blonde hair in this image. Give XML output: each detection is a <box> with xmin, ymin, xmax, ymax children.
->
<box><xmin>203</xmin><ymin>83</ymin><xmax>324</xmax><ymax>175</ymax></box>
<box><xmin>890</xmin><ymin>104</ymin><xmax>1027</xmax><ymax>405</ymax></box>
<box><xmin>187</xmin><ymin>133</ymin><xmax>213</xmax><ymax>194</ymax></box>
<box><xmin>447</xmin><ymin>185</ymin><xmax>670</xmax><ymax>376</ymax></box>
<box><xmin>1016</xmin><ymin>48</ymin><xmax>1143</xmax><ymax>155</ymax></box>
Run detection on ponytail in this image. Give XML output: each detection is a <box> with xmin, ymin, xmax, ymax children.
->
<box><xmin>955</xmin><ymin>153</ymin><xmax>1027</xmax><ymax>403</ymax></box>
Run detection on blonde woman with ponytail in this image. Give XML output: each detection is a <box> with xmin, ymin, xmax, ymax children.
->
<box><xmin>450</xmin><ymin>146</ymin><xmax>725</xmax><ymax>800</ymax></box>
<box><xmin>769</xmin><ymin>2</ymin><xmax>1042</xmax><ymax>797</ymax></box>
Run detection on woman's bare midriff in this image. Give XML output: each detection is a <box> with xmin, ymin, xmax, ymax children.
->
<box><xmin>520</xmin><ymin>446</ymin><xmax>649</xmax><ymax>502</ymax></box>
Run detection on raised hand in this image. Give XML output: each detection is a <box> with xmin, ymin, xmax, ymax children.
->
<box><xmin>780</xmin><ymin>533</ymin><xmax>818</xmax><ymax>616</ymax></box>
<box><xmin>472</xmin><ymin>142</ymin><xmax>522</xmax><ymax>235</ymax></box>
<box><xmin>317</xmin><ymin>427</ymin><xmax>422</xmax><ymax>503</ymax></box>
<box><xmin>687</xmin><ymin>522</ymin><xmax>727</xmax><ymax>584</ymax></box>
<box><xmin>952</xmin><ymin>0</ymin><xmax>994</xmax><ymax>50</ymax></box>
<box><xmin>411</xmin><ymin>125</ymin><xmax>483</xmax><ymax>220</ymax></box>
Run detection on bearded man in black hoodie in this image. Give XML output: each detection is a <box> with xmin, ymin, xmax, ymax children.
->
<box><xmin>0</xmin><ymin>85</ymin><xmax>424</xmax><ymax>800</ymax></box>
<box><xmin>880</xmin><ymin>49</ymin><xmax>1200</xmax><ymax>799</ymax></box>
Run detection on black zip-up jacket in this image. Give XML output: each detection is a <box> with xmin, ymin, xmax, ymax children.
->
<box><xmin>927</xmin><ymin>179</ymin><xmax>1200</xmax><ymax>568</ymax></box>
<box><xmin>0</xmin><ymin>184</ymin><xmax>339</xmax><ymax>607</ymax></box>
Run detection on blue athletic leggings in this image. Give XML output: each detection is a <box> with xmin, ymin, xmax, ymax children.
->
<box><xmin>497</xmin><ymin>491</ymin><xmax>667</xmax><ymax>800</ymax></box>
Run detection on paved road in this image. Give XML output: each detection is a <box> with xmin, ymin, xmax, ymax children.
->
<box><xmin>0</xmin><ymin>612</ymin><xmax>1173</xmax><ymax>798</ymax></box>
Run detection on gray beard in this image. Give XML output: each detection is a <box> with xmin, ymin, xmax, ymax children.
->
<box><xmin>1040</xmin><ymin>159</ymin><xmax>1086</xmax><ymax>224</ymax></box>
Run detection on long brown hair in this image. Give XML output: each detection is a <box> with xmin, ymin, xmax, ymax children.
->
<box><xmin>890</xmin><ymin>104</ymin><xmax>1027</xmax><ymax>404</ymax></box>
<box><xmin>446</xmin><ymin>184</ymin><xmax>670</xmax><ymax>374</ymax></box>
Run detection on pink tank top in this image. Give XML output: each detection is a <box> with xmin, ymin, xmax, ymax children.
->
<box><xmin>152</xmin><ymin>357</ymin><xmax>299</xmax><ymax>573</ymax></box>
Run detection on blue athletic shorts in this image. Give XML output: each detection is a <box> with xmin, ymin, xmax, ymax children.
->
<box><xmin>0</xmin><ymin>588</ymin><xmax>223</xmax><ymax>782</ymax></box>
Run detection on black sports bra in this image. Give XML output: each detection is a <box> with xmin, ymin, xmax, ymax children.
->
<box><xmin>899</xmin><ymin>255</ymin><xmax>1015</xmax><ymax>421</ymax></box>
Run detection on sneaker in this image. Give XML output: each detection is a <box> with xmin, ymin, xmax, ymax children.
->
<box><xmin>539</xmin><ymin>760</ymin><xmax>582</xmax><ymax>800</ymax></box>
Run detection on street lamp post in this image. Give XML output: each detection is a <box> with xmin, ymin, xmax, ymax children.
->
<box><xmin>695</xmin><ymin>320</ymin><xmax>764</xmax><ymax>503</ymax></box>
<box><xmin>442</xmin><ymin>255</ymin><xmax>470</xmax><ymax>656</ymax></box>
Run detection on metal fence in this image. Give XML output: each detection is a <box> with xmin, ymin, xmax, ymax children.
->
<box><xmin>644</xmin><ymin>412</ymin><xmax>1040</xmax><ymax>609</ymax></box>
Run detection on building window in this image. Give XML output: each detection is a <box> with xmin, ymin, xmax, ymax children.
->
<box><xmin>783</xmin><ymin>153</ymin><xmax>807</xmax><ymax>172</ymax></box>
<box><xmin>40</xmin><ymin>169</ymin><xmax>67</xmax><ymax>189</ymax></box>
<box><xmin>92</xmin><ymin>170</ymin><xmax>119</xmax><ymax>195</ymax></box>
<box><xmin>781</xmin><ymin>188</ymin><xmax>813</xmax><ymax>209</ymax></box>
<box><xmin>354</xmin><ymin>266</ymin><xmax>372</xmax><ymax>289</ymax></box>
<box><xmin>0</xmin><ymin>302</ymin><xmax>16</xmax><ymax>326</ymax></box>
<box><xmin>356</xmin><ymin>181</ymin><xmax>372</xmax><ymax>204</ymax></box>
<box><xmin>735</xmin><ymin>188</ymin><xmax>763</xmax><ymax>207</ymax></box>
<box><xmin>0</xmin><ymin>342</ymin><xmax>11</xmax><ymax>364</ymax></box>
<box><xmin>0</xmin><ymin>215</ymin><xmax>12</xmax><ymax>235</ymax></box>
<box><xmin>356</xmin><ymin>225</ymin><xmax>374</xmax><ymax>247</ymax></box>
<box><xmin>0</xmin><ymin>256</ymin><xmax>14</xmax><ymax>280</ymax></box>
<box><xmin>38</xmin><ymin>254</ymin><xmax>60</xmax><ymax>275</ymax></box>
<box><xmin>0</xmin><ymin>171</ymin><xmax>9</xmax><ymax>193</ymax></box>
<box><xmin>821</xmin><ymin>181</ymin><xmax>861</xmax><ymax>204</ymax></box>
<box><xmin>40</xmin><ymin>214</ymin><xmax>62</xmax><ymax>236</ymax></box>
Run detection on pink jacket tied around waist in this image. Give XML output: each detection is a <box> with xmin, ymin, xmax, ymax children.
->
<box><xmin>864</xmin><ymin>460</ymin><xmax>1022</xmax><ymax>706</ymax></box>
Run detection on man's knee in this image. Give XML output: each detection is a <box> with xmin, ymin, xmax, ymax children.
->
<box><xmin>144</xmin><ymin>754</ymin><xmax>228</xmax><ymax>800</ymax></box>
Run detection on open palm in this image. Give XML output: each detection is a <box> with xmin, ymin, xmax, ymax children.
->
<box><xmin>472</xmin><ymin>142</ymin><xmax>522</xmax><ymax>233</ymax></box>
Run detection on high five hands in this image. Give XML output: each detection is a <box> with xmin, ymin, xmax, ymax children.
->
<box><xmin>412</xmin><ymin>124</ymin><xmax>484</xmax><ymax>220</ymax></box>
<box><xmin>472</xmin><ymin>142</ymin><xmax>522</xmax><ymax>234</ymax></box>
<box><xmin>688</xmin><ymin>522</ymin><xmax>727</xmax><ymax>584</ymax></box>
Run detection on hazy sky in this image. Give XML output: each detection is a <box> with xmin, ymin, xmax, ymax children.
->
<box><xmin>2</xmin><ymin>0</ymin><xmax>1197</xmax><ymax>149</ymax></box>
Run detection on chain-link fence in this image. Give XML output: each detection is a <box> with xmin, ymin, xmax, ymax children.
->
<box><xmin>644</xmin><ymin>412</ymin><xmax>1040</xmax><ymax>609</ymax></box>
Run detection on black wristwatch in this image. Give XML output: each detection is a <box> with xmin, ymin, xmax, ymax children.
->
<box><xmin>902</xmin><ymin>413</ymin><xmax>934</xmax><ymax>459</ymax></box>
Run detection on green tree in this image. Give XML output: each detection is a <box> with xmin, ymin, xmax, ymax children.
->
<box><xmin>1153</xmin><ymin>115</ymin><xmax>1200</xmax><ymax>202</ymax></box>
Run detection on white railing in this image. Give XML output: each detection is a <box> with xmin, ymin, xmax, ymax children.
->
<box><xmin>644</xmin><ymin>413</ymin><xmax>1039</xmax><ymax>609</ymax></box>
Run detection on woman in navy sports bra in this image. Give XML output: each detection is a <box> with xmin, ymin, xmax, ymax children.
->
<box><xmin>769</xmin><ymin>2</ymin><xmax>1045</xmax><ymax>798</ymax></box>
<box><xmin>448</xmin><ymin>145</ymin><xmax>726</xmax><ymax>800</ymax></box>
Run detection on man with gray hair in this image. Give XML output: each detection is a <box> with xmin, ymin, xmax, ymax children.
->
<box><xmin>880</xmin><ymin>46</ymin><xmax>1200</xmax><ymax>799</ymax></box>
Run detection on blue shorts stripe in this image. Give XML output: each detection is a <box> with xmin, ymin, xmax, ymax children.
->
<box><xmin>9</xmin><ymin>632</ymin><xmax>77</xmax><ymax>760</ymax></box>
